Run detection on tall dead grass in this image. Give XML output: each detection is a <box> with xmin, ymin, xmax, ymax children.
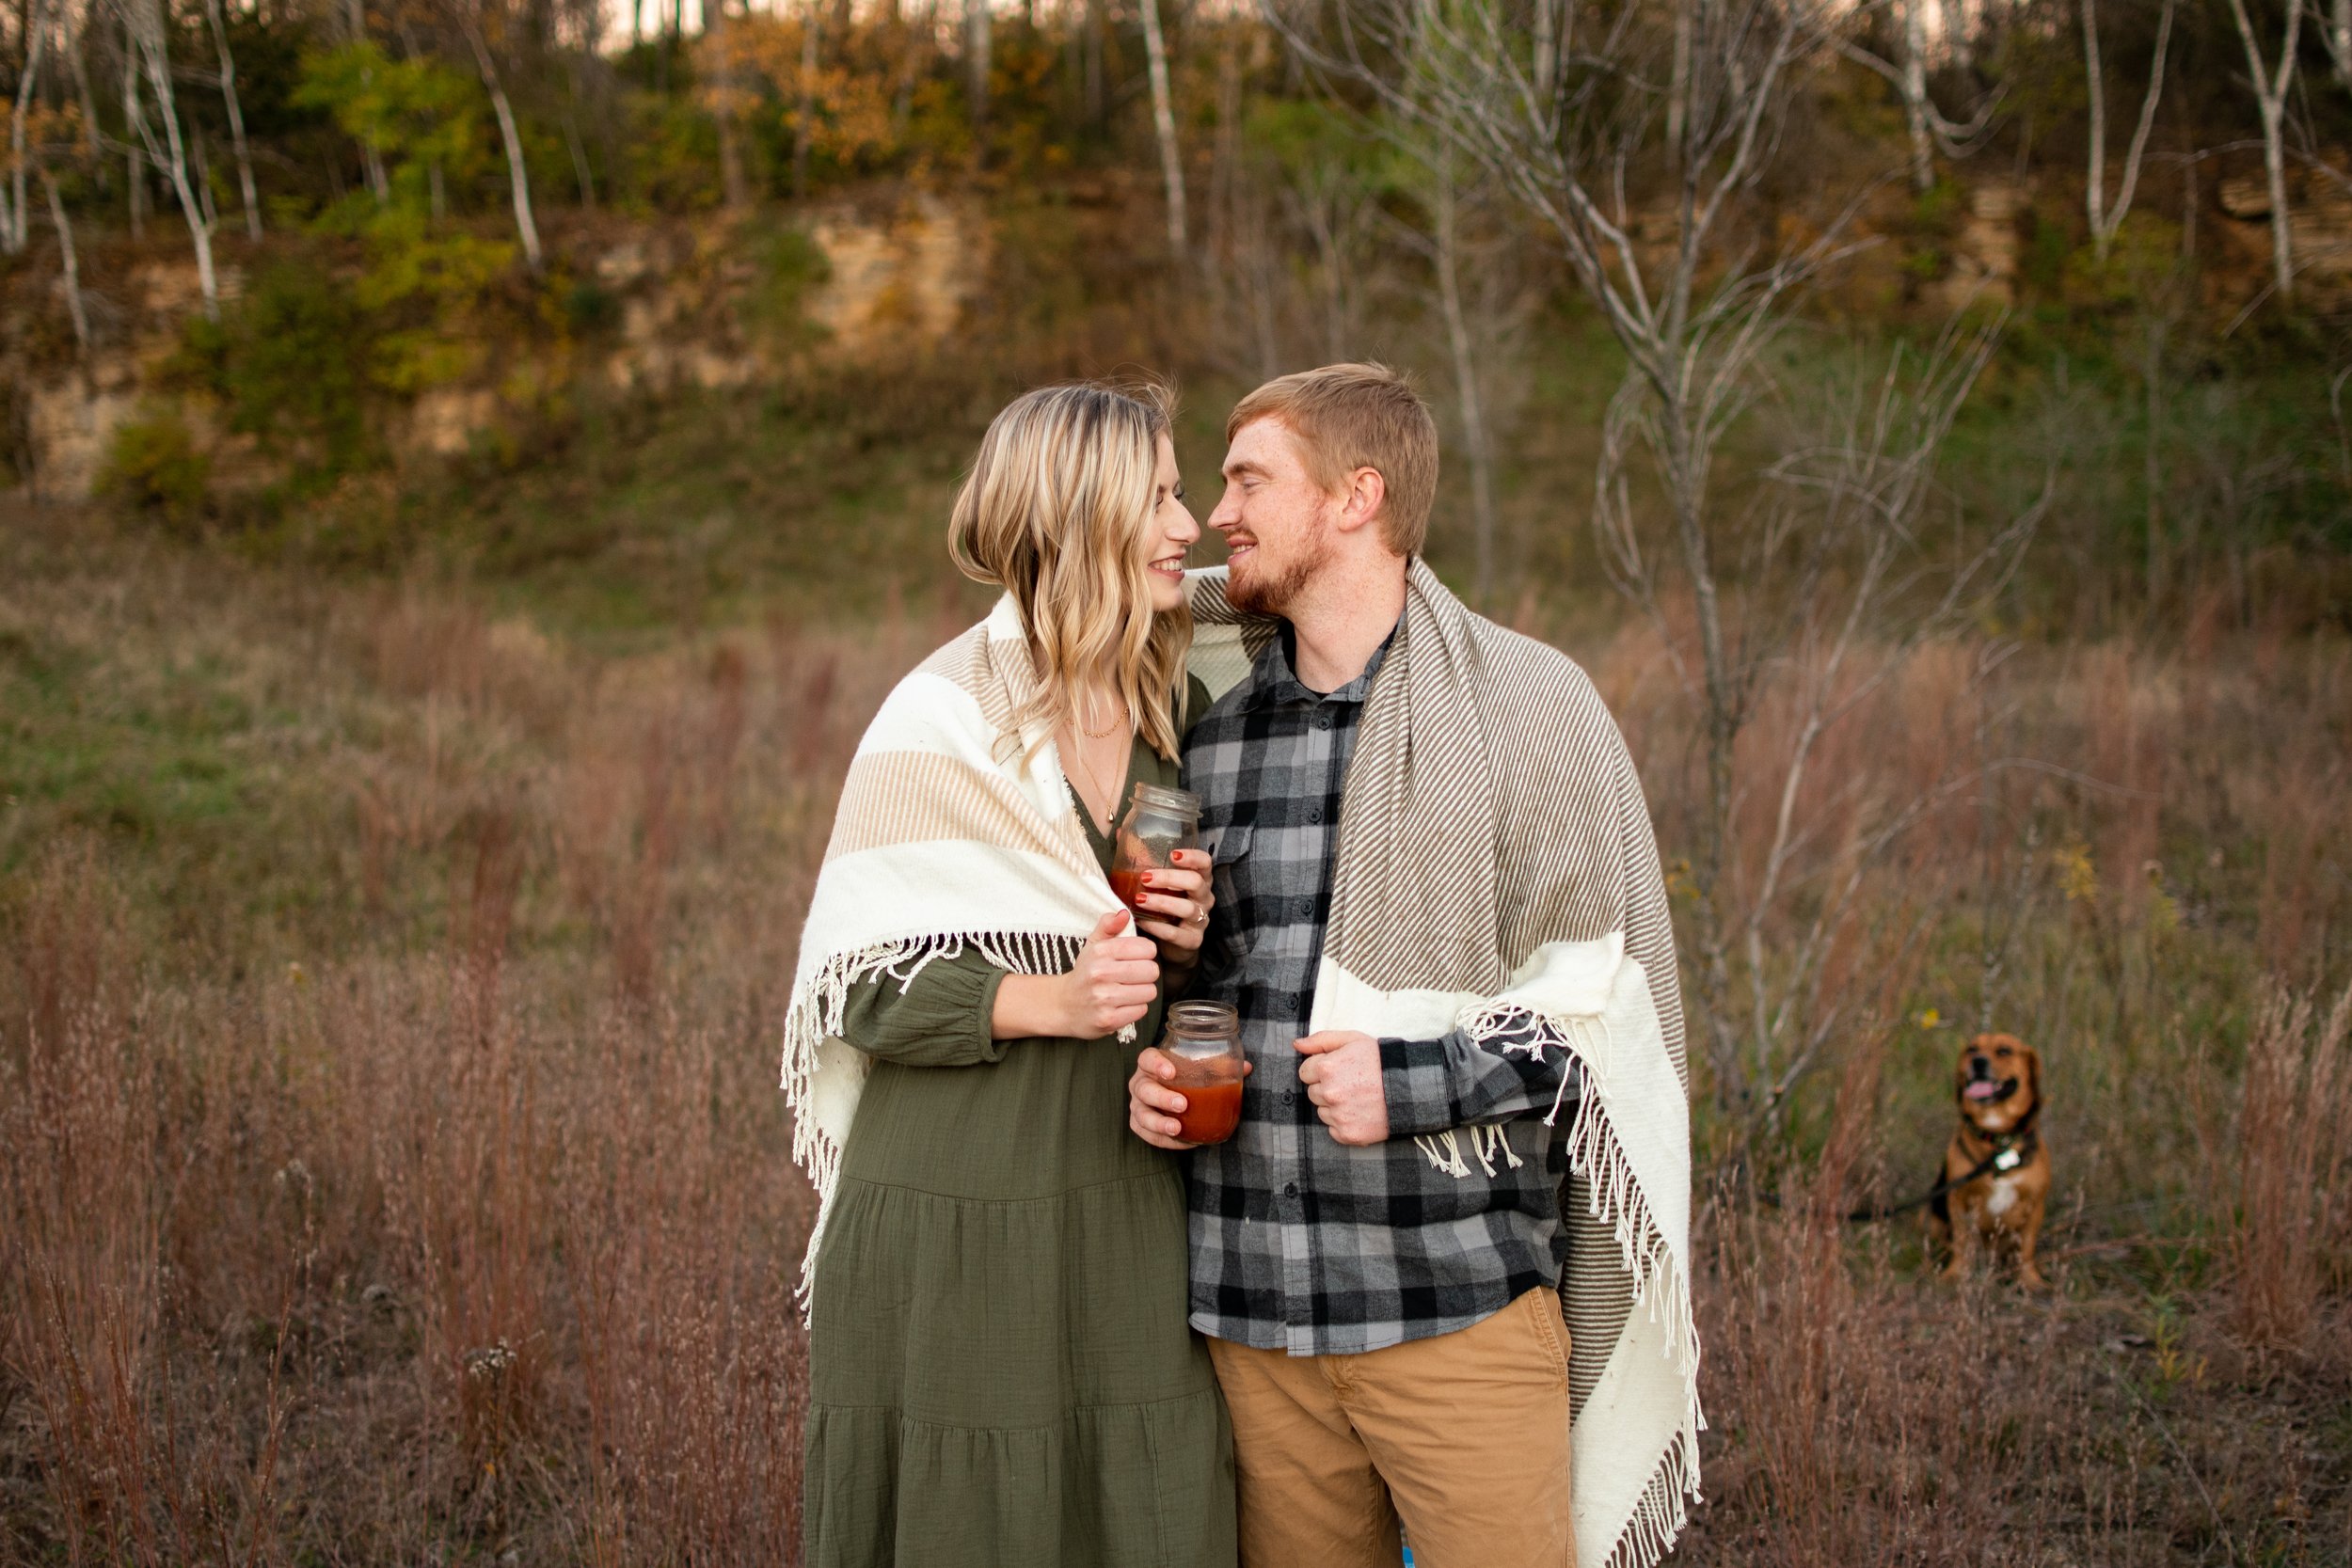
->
<box><xmin>2223</xmin><ymin>982</ymin><xmax>2352</xmax><ymax>1355</ymax></box>
<box><xmin>3</xmin><ymin>531</ymin><xmax>2348</xmax><ymax>1561</ymax></box>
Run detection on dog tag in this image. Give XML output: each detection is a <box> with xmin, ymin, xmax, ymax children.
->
<box><xmin>1994</xmin><ymin>1148</ymin><xmax>2022</xmax><ymax>1172</ymax></box>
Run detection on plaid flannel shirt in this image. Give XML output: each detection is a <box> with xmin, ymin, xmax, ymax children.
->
<box><xmin>1181</xmin><ymin>622</ymin><xmax>1581</xmax><ymax>1356</ymax></box>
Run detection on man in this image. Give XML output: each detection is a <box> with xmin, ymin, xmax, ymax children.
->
<box><xmin>1128</xmin><ymin>365</ymin><xmax>1700</xmax><ymax>1568</ymax></box>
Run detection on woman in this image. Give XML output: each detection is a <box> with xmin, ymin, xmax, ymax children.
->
<box><xmin>783</xmin><ymin>382</ymin><xmax>1233</xmax><ymax>1568</ymax></box>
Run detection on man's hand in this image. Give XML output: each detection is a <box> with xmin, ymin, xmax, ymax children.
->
<box><xmin>1295</xmin><ymin>1031</ymin><xmax>1389</xmax><ymax>1146</ymax></box>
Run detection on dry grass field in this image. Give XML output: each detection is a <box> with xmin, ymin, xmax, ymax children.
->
<box><xmin>3</xmin><ymin>499</ymin><xmax>2348</xmax><ymax>1565</ymax></box>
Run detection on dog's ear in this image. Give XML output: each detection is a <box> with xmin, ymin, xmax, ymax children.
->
<box><xmin>2021</xmin><ymin>1040</ymin><xmax>2041</xmax><ymax>1106</ymax></box>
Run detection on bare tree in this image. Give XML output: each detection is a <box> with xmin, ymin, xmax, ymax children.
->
<box><xmin>1272</xmin><ymin>0</ymin><xmax>2048</xmax><ymax>1108</ymax></box>
<box><xmin>2222</xmin><ymin>0</ymin><xmax>2305</xmax><ymax>300</ymax></box>
<box><xmin>1430</xmin><ymin>162</ymin><xmax>1499</xmax><ymax>608</ymax></box>
<box><xmin>1837</xmin><ymin>0</ymin><xmax>1999</xmax><ymax>192</ymax></box>
<box><xmin>119</xmin><ymin>9</ymin><xmax>145</xmax><ymax>236</ymax></box>
<box><xmin>965</xmin><ymin>0</ymin><xmax>989</xmax><ymax>128</ymax></box>
<box><xmin>706</xmin><ymin>0</ymin><xmax>749</xmax><ymax>208</ymax></box>
<box><xmin>2326</xmin><ymin>0</ymin><xmax>2350</xmax><ymax>87</ymax></box>
<box><xmin>2083</xmin><ymin>0</ymin><xmax>2176</xmax><ymax>263</ymax></box>
<box><xmin>461</xmin><ymin>1</ymin><xmax>545</xmax><ymax>268</ymax></box>
<box><xmin>124</xmin><ymin>0</ymin><xmax>222</xmax><ymax>318</ymax></box>
<box><xmin>1138</xmin><ymin>0</ymin><xmax>1187</xmax><ymax>247</ymax></box>
<box><xmin>40</xmin><ymin>158</ymin><xmax>91</xmax><ymax>354</ymax></box>
<box><xmin>5</xmin><ymin>0</ymin><xmax>50</xmax><ymax>256</ymax></box>
<box><xmin>1595</xmin><ymin>324</ymin><xmax>2048</xmax><ymax>1108</ymax></box>
<box><xmin>1377</xmin><ymin>151</ymin><xmax>1513</xmax><ymax>607</ymax></box>
<box><xmin>200</xmin><ymin>0</ymin><xmax>262</xmax><ymax>239</ymax></box>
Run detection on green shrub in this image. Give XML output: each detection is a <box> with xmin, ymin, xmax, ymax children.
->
<box><xmin>99</xmin><ymin>416</ymin><xmax>213</xmax><ymax>531</ymax></box>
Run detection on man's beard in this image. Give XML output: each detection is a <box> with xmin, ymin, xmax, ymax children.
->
<box><xmin>1226</xmin><ymin>527</ymin><xmax>1331</xmax><ymax>615</ymax></box>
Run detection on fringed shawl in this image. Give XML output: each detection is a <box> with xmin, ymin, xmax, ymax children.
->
<box><xmin>1192</xmin><ymin>563</ymin><xmax>1701</xmax><ymax>1568</ymax></box>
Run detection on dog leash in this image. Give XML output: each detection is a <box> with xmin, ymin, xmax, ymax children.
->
<box><xmin>1754</xmin><ymin>1119</ymin><xmax>2038</xmax><ymax>1224</ymax></box>
<box><xmin>1841</xmin><ymin>1132</ymin><xmax>2034</xmax><ymax>1222</ymax></box>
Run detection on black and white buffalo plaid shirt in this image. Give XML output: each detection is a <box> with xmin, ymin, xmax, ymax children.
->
<box><xmin>1181</xmin><ymin>621</ymin><xmax>1580</xmax><ymax>1356</ymax></box>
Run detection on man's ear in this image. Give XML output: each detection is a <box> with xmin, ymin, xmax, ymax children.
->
<box><xmin>1331</xmin><ymin>467</ymin><xmax>1388</xmax><ymax>537</ymax></box>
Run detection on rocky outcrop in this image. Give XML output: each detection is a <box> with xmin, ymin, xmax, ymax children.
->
<box><xmin>9</xmin><ymin>192</ymin><xmax>987</xmax><ymax>500</ymax></box>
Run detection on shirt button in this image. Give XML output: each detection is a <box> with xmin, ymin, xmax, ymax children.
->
<box><xmin>1315</xmin><ymin>713</ymin><xmax>1333</xmax><ymax>731</ymax></box>
<box><xmin>1306</xmin><ymin>804</ymin><xmax>1323</xmax><ymax>824</ymax></box>
<box><xmin>1282</xmin><ymin>1181</ymin><xmax>1298</xmax><ymax>1197</ymax></box>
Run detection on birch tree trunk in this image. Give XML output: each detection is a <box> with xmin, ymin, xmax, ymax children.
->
<box><xmin>128</xmin><ymin>0</ymin><xmax>221</xmax><ymax>319</ymax></box>
<box><xmin>2082</xmin><ymin>0</ymin><xmax>2174</xmax><ymax>262</ymax></box>
<box><xmin>707</xmin><ymin>0</ymin><xmax>748</xmax><ymax>207</ymax></box>
<box><xmin>1899</xmin><ymin>0</ymin><xmax>1935</xmax><ymax>190</ymax></box>
<box><xmin>1667</xmin><ymin>0</ymin><xmax>1691</xmax><ymax>163</ymax></box>
<box><xmin>793</xmin><ymin>0</ymin><xmax>818</xmax><ymax>197</ymax></box>
<box><xmin>7</xmin><ymin>0</ymin><xmax>49</xmax><ymax>256</ymax></box>
<box><xmin>200</xmin><ymin>0</ymin><xmax>262</xmax><ymax>238</ymax></box>
<box><xmin>1137</xmin><ymin>0</ymin><xmax>1185</xmax><ymax>248</ymax></box>
<box><xmin>121</xmin><ymin>25</ymin><xmax>146</xmax><ymax>238</ymax></box>
<box><xmin>67</xmin><ymin>5</ymin><xmax>103</xmax><ymax>172</ymax></box>
<box><xmin>40</xmin><ymin>160</ymin><xmax>91</xmax><ymax>354</ymax></box>
<box><xmin>467</xmin><ymin>13</ymin><xmax>545</xmax><ymax>268</ymax></box>
<box><xmin>2328</xmin><ymin>0</ymin><xmax>2350</xmax><ymax>87</ymax></box>
<box><xmin>2223</xmin><ymin>0</ymin><xmax>2306</xmax><ymax>301</ymax></box>
<box><xmin>1432</xmin><ymin>164</ymin><xmax>1498</xmax><ymax>608</ymax></box>
<box><xmin>965</xmin><ymin>0</ymin><xmax>990</xmax><ymax>128</ymax></box>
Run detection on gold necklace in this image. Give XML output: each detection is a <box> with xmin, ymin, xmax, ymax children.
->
<box><xmin>1065</xmin><ymin>728</ymin><xmax>1120</xmax><ymax>830</ymax></box>
<box><xmin>1077</xmin><ymin>690</ymin><xmax>1129</xmax><ymax>738</ymax></box>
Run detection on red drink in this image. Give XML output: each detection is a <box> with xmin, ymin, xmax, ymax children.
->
<box><xmin>1173</xmin><ymin>1077</ymin><xmax>1244</xmax><ymax>1144</ymax></box>
<box><xmin>1108</xmin><ymin>868</ymin><xmax>1151</xmax><ymax>911</ymax></box>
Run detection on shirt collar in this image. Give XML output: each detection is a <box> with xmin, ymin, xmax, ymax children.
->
<box><xmin>1239</xmin><ymin>616</ymin><xmax>1401</xmax><ymax>710</ymax></box>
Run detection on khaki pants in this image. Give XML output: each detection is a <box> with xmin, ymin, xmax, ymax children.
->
<box><xmin>1205</xmin><ymin>1289</ymin><xmax>1575</xmax><ymax>1568</ymax></box>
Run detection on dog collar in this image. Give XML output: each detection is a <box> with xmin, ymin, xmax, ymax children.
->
<box><xmin>1986</xmin><ymin>1127</ymin><xmax>2037</xmax><ymax>1172</ymax></box>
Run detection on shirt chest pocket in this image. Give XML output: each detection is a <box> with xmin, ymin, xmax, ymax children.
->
<box><xmin>1204</xmin><ymin>823</ymin><xmax>1252</xmax><ymax>965</ymax></box>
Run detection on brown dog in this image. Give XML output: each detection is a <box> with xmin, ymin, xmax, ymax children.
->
<box><xmin>1927</xmin><ymin>1032</ymin><xmax>2051</xmax><ymax>1291</ymax></box>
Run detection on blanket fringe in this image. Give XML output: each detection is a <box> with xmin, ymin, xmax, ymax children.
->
<box><xmin>781</xmin><ymin>929</ymin><xmax>1107</xmax><ymax>1322</ymax></box>
<box><xmin>1597</xmin><ymin>1427</ymin><xmax>1700</xmax><ymax>1568</ymax></box>
<box><xmin>1455</xmin><ymin>998</ymin><xmax>1707</xmax><ymax>1528</ymax></box>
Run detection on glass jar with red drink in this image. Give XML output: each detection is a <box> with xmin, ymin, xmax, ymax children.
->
<box><xmin>1159</xmin><ymin>1001</ymin><xmax>1245</xmax><ymax>1145</ymax></box>
<box><xmin>1108</xmin><ymin>783</ymin><xmax>1200</xmax><ymax>915</ymax></box>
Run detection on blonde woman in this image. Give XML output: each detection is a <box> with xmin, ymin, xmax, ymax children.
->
<box><xmin>786</xmin><ymin>383</ymin><xmax>1233</xmax><ymax>1568</ymax></box>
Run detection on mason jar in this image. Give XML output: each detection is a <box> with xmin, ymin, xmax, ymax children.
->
<box><xmin>1108</xmin><ymin>782</ymin><xmax>1201</xmax><ymax>913</ymax></box>
<box><xmin>1158</xmin><ymin>1000</ymin><xmax>1245</xmax><ymax>1145</ymax></box>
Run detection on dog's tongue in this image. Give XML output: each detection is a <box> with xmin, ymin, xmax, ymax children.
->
<box><xmin>1963</xmin><ymin>1080</ymin><xmax>2000</xmax><ymax>1101</ymax></box>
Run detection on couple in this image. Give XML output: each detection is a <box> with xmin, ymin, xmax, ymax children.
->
<box><xmin>783</xmin><ymin>366</ymin><xmax>1699</xmax><ymax>1568</ymax></box>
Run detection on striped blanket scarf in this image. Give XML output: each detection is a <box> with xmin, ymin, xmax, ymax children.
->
<box><xmin>1191</xmin><ymin>561</ymin><xmax>1699</xmax><ymax>1568</ymax></box>
<box><xmin>784</xmin><ymin>564</ymin><xmax>1699</xmax><ymax>1568</ymax></box>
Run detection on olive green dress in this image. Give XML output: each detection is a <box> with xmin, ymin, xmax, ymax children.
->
<box><xmin>804</xmin><ymin>684</ymin><xmax>1235</xmax><ymax>1568</ymax></box>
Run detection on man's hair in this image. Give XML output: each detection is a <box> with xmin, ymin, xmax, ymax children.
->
<box><xmin>1226</xmin><ymin>363</ymin><xmax>1439</xmax><ymax>557</ymax></box>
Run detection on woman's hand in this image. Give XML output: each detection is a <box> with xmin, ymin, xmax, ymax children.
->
<box><xmin>1128</xmin><ymin>1045</ymin><xmax>1252</xmax><ymax>1149</ymax></box>
<box><xmin>1132</xmin><ymin>848</ymin><xmax>1215</xmax><ymax>963</ymax></box>
<box><xmin>993</xmin><ymin>909</ymin><xmax>1159</xmax><ymax>1040</ymax></box>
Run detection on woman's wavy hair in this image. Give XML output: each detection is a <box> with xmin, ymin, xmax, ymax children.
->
<box><xmin>948</xmin><ymin>380</ymin><xmax>1191</xmax><ymax>764</ymax></box>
